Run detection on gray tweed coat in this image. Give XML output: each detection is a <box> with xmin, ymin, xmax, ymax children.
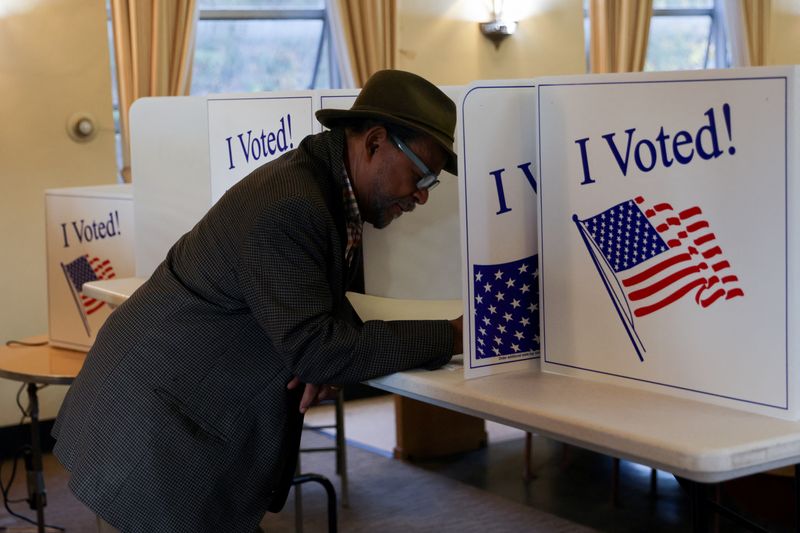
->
<box><xmin>52</xmin><ymin>129</ymin><xmax>453</xmax><ymax>532</ymax></box>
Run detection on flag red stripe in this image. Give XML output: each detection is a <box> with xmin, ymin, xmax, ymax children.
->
<box><xmin>726</xmin><ymin>288</ymin><xmax>745</xmax><ymax>299</ymax></box>
<box><xmin>693</xmin><ymin>233</ymin><xmax>715</xmax><ymax>246</ymax></box>
<box><xmin>712</xmin><ymin>260</ymin><xmax>730</xmax><ymax>271</ymax></box>
<box><xmin>86</xmin><ymin>301</ymin><xmax>105</xmax><ymax>314</ymax></box>
<box><xmin>621</xmin><ymin>252</ymin><xmax>692</xmax><ymax>287</ymax></box>
<box><xmin>695</xmin><ymin>276</ymin><xmax>719</xmax><ymax>304</ymax></box>
<box><xmin>686</xmin><ymin>221</ymin><xmax>709</xmax><ymax>232</ymax></box>
<box><xmin>700</xmin><ymin>288</ymin><xmax>726</xmax><ymax>307</ymax></box>
<box><xmin>653</xmin><ymin>203</ymin><xmax>673</xmax><ymax>212</ymax></box>
<box><xmin>722</xmin><ymin>275</ymin><xmax>739</xmax><ymax>283</ymax></box>
<box><xmin>701</xmin><ymin>246</ymin><xmax>722</xmax><ymax>259</ymax></box>
<box><xmin>679</xmin><ymin>206</ymin><xmax>702</xmax><ymax>219</ymax></box>
<box><xmin>628</xmin><ymin>265</ymin><xmax>700</xmax><ymax>301</ymax></box>
<box><xmin>633</xmin><ymin>278</ymin><xmax>706</xmax><ymax>317</ymax></box>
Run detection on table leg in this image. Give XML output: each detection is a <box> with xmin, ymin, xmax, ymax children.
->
<box><xmin>690</xmin><ymin>480</ymin><xmax>706</xmax><ymax>532</ymax></box>
<box><xmin>26</xmin><ymin>383</ymin><xmax>46</xmax><ymax>533</ymax></box>
<box><xmin>795</xmin><ymin>464</ymin><xmax>800</xmax><ymax>532</ymax></box>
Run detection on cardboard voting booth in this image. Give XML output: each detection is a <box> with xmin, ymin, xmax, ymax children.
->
<box><xmin>45</xmin><ymin>184</ymin><xmax>135</xmax><ymax>350</ymax></box>
<box><xmin>459</xmin><ymin>80</ymin><xmax>539</xmax><ymax>378</ymax></box>
<box><xmin>535</xmin><ymin>66</ymin><xmax>799</xmax><ymax>419</ymax></box>
<box><xmin>130</xmin><ymin>88</ymin><xmax>464</xmax><ymax>302</ymax></box>
<box><xmin>130</xmin><ymin>92</ymin><xmax>318</xmax><ymax>277</ymax></box>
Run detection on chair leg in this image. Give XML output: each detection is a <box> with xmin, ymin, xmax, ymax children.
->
<box><xmin>334</xmin><ymin>389</ymin><xmax>349</xmax><ymax>507</ymax></box>
<box><xmin>612</xmin><ymin>457</ymin><xmax>621</xmax><ymax>507</ymax></box>
<box><xmin>650</xmin><ymin>468</ymin><xmax>658</xmax><ymax>495</ymax></box>
<box><xmin>292</xmin><ymin>474</ymin><xmax>338</xmax><ymax>533</ymax></box>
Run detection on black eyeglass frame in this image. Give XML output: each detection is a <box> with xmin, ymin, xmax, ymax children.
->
<box><xmin>388</xmin><ymin>133</ymin><xmax>440</xmax><ymax>191</ymax></box>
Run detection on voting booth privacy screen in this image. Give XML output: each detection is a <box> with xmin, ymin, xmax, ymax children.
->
<box><xmin>459</xmin><ymin>81</ymin><xmax>540</xmax><ymax>379</ymax></box>
<box><xmin>46</xmin><ymin>185</ymin><xmax>135</xmax><ymax>351</ymax></box>
<box><xmin>536</xmin><ymin>67</ymin><xmax>798</xmax><ymax>419</ymax></box>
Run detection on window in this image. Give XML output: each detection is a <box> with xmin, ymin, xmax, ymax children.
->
<box><xmin>192</xmin><ymin>0</ymin><xmax>340</xmax><ymax>94</ymax></box>
<box><xmin>583</xmin><ymin>0</ymin><xmax>730</xmax><ymax>72</ymax></box>
<box><xmin>645</xmin><ymin>0</ymin><xmax>728</xmax><ymax>71</ymax></box>
<box><xmin>106</xmin><ymin>1</ymin><xmax>339</xmax><ymax>178</ymax></box>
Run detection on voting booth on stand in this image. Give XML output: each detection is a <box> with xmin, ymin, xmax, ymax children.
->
<box><xmin>45</xmin><ymin>184</ymin><xmax>135</xmax><ymax>350</ymax></box>
<box><xmin>533</xmin><ymin>66</ymin><xmax>799</xmax><ymax>420</ymax></box>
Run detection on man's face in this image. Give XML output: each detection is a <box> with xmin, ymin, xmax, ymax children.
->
<box><xmin>359</xmin><ymin>132</ymin><xmax>447</xmax><ymax>229</ymax></box>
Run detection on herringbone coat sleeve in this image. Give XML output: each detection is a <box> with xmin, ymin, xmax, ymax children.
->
<box><xmin>237</xmin><ymin>194</ymin><xmax>453</xmax><ymax>385</ymax></box>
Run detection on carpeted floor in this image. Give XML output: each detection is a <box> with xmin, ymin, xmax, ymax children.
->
<box><xmin>2</xmin><ymin>396</ymin><xmax>791</xmax><ymax>532</ymax></box>
<box><xmin>0</xmin><ymin>430</ymin><xmax>594</xmax><ymax>533</ymax></box>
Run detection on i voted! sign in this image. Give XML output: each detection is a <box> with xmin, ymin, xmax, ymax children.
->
<box><xmin>207</xmin><ymin>93</ymin><xmax>316</xmax><ymax>204</ymax></box>
<box><xmin>537</xmin><ymin>67</ymin><xmax>798</xmax><ymax>419</ymax></box>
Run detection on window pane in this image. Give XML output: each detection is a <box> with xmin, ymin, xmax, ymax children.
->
<box><xmin>198</xmin><ymin>0</ymin><xmax>323</xmax><ymax>8</ymax></box>
<box><xmin>653</xmin><ymin>0</ymin><xmax>713</xmax><ymax>8</ymax></box>
<box><xmin>645</xmin><ymin>16</ymin><xmax>712</xmax><ymax>71</ymax></box>
<box><xmin>192</xmin><ymin>19</ymin><xmax>324</xmax><ymax>94</ymax></box>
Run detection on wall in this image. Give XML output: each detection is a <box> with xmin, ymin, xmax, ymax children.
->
<box><xmin>0</xmin><ymin>0</ymin><xmax>116</xmax><ymax>426</ymax></box>
<box><xmin>396</xmin><ymin>0</ymin><xmax>586</xmax><ymax>85</ymax></box>
<box><xmin>770</xmin><ymin>0</ymin><xmax>800</xmax><ymax>65</ymax></box>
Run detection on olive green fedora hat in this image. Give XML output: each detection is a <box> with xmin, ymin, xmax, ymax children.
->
<box><xmin>316</xmin><ymin>69</ymin><xmax>458</xmax><ymax>175</ymax></box>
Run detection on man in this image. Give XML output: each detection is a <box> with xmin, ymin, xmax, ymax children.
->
<box><xmin>52</xmin><ymin>69</ymin><xmax>463</xmax><ymax>532</ymax></box>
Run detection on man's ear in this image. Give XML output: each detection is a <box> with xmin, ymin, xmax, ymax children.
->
<box><xmin>363</xmin><ymin>126</ymin><xmax>389</xmax><ymax>159</ymax></box>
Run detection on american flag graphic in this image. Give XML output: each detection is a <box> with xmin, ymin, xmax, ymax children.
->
<box><xmin>574</xmin><ymin>196</ymin><xmax>743</xmax><ymax>360</ymax></box>
<box><xmin>473</xmin><ymin>255</ymin><xmax>539</xmax><ymax>360</ymax></box>
<box><xmin>61</xmin><ymin>255</ymin><xmax>116</xmax><ymax>335</ymax></box>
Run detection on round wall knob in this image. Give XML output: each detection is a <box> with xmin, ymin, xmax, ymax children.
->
<box><xmin>67</xmin><ymin>113</ymin><xmax>97</xmax><ymax>142</ymax></box>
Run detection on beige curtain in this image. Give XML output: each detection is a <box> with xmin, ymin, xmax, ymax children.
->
<box><xmin>589</xmin><ymin>0</ymin><xmax>654</xmax><ymax>73</ymax></box>
<box><xmin>724</xmin><ymin>0</ymin><xmax>771</xmax><ymax>67</ymax></box>
<box><xmin>731</xmin><ymin>0</ymin><xmax>772</xmax><ymax>66</ymax></box>
<box><xmin>111</xmin><ymin>0</ymin><xmax>198</xmax><ymax>182</ymax></box>
<box><xmin>743</xmin><ymin>0</ymin><xmax>771</xmax><ymax>66</ymax></box>
<box><xmin>328</xmin><ymin>0</ymin><xmax>396</xmax><ymax>87</ymax></box>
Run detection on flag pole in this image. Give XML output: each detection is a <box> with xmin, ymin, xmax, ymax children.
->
<box><xmin>61</xmin><ymin>262</ymin><xmax>91</xmax><ymax>337</ymax></box>
<box><xmin>572</xmin><ymin>215</ymin><xmax>644</xmax><ymax>361</ymax></box>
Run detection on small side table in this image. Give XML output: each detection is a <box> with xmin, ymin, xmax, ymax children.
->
<box><xmin>0</xmin><ymin>336</ymin><xmax>86</xmax><ymax>533</ymax></box>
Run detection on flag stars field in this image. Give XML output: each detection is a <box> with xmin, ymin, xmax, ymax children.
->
<box><xmin>472</xmin><ymin>255</ymin><xmax>540</xmax><ymax>360</ymax></box>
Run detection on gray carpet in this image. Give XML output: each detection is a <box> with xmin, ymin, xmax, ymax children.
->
<box><xmin>0</xmin><ymin>430</ymin><xmax>594</xmax><ymax>533</ymax></box>
<box><xmin>267</xmin><ymin>430</ymin><xmax>596</xmax><ymax>532</ymax></box>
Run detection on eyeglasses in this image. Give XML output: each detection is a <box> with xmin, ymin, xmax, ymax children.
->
<box><xmin>389</xmin><ymin>134</ymin><xmax>440</xmax><ymax>191</ymax></box>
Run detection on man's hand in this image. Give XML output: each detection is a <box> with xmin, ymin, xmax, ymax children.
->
<box><xmin>450</xmin><ymin>315</ymin><xmax>463</xmax><ymax>355</ymax></box>
<box><xmin>287</xmin><ymin>376</ymin><xmax>342</xmax><ymax>414</ymax></box>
